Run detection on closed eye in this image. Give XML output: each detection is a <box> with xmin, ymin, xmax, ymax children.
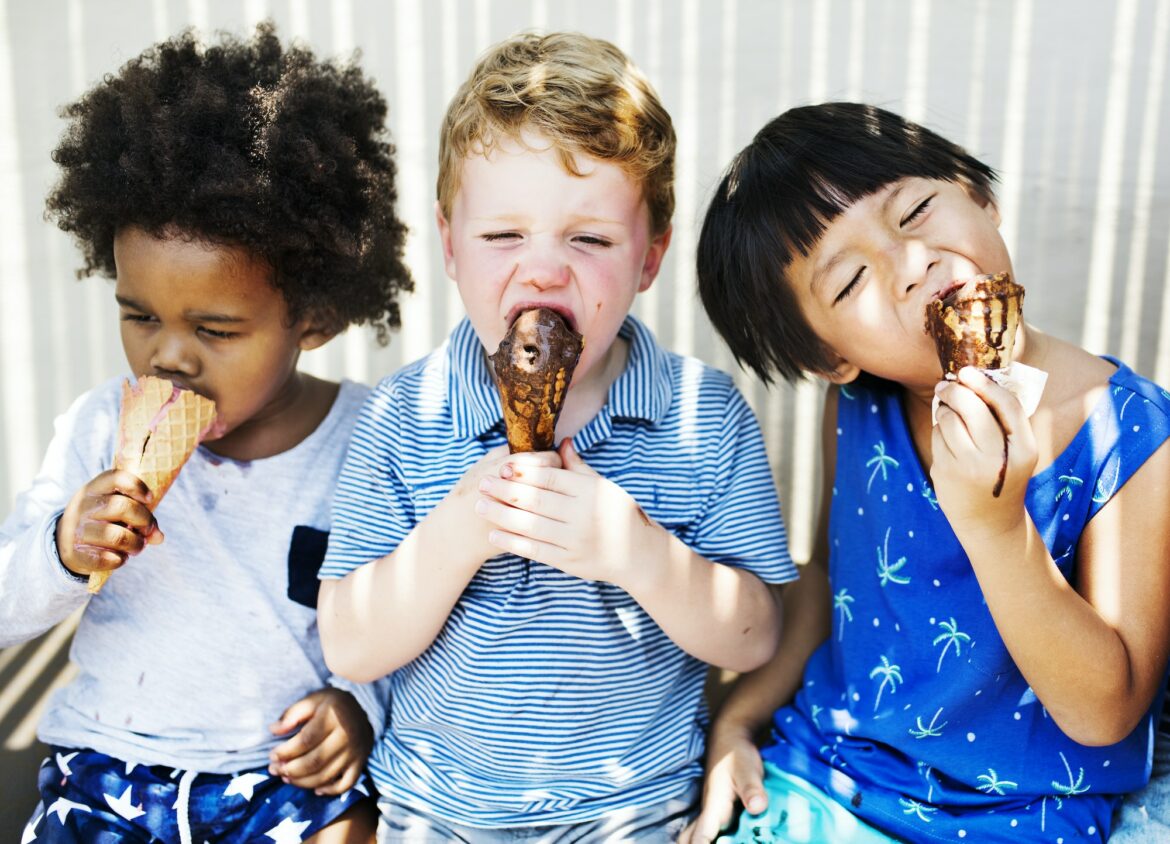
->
<box><xmin>482</xmin><ymin>232</ymin><xmax>521</xmax><ymax>243</ymax></box>
<box><xmin>833</xmin><ymin>267</ymin><xmax>865</xmax><ymax>305</ymax></box>
<box><xmin>573</xmin><ymin>234</ymin><xmax>613</xmax><ymax>247</ymax></box>
<box><xmin>120</xmin><ymin>313</ymin><xmax>154</xmax><ymax>325</ymax></box>
<box><xmin>198</xmin><ymin>326</ymin><xmax>238</xmax><ymax>339</ymax></box>
<box><xmin>901</xmin><ymin>195</ymin><xmax>934</xmax><ymax>226</ymax></box>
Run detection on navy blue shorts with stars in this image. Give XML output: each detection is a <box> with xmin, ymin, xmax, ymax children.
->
<box><xmin>22</xmin><ymin>746</ymin><xmax>374</xmax><ymax>843</ymax></box>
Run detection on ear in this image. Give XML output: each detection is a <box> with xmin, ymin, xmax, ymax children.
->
<box><xmin>637</xmin><ymin>225</ymin><xmax>672</xmax><ymax>293</ymax></box>
<box><xmin>968</xmin><ymin>185</ymin><xmax>1002</xmax><ymax>227</ymax></box>
<box><xmin>820</xmin><ymin>356</ymin><xmax>861</xmax><ymax>385</ymax></box>
<box><xmin>297</xmin><ymin>322</ymin><xmax>336</xmax><ymax>352</ymax></box>
<box><xmin>435</xmin><ymin>200</ymin><xmax>458</xmax><ymax>280</ymax></box>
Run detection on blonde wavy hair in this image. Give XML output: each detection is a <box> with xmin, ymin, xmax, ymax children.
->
<box><xmin>437</xmin><ymin>31</ymin><xmax>676</xmax><ymax>235</ymax></box>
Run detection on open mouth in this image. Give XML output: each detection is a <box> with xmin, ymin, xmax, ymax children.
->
<box><xmin>933</xmin><ymin>280</ymin><xmax>969</xmax><ymax>303</ymax></box>
<box><xmin>505</xmin><ymin>304</ymin><xmax>577</xmax><ymax>333</ymax></box>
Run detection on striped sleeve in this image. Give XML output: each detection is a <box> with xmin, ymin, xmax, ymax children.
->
<box><xmin>320</xmin><ymin>380</ymin><xmax>417</xmax><ymax>579</ymax></box>
<box><xmin>678</xmin><ymin>368</ymin><xmax>796</xmax><ymax>584</ymax></box>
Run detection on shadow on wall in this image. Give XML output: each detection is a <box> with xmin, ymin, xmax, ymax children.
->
<box><xmin>0</xmin><ymin>622</ymin><xmax>77</xmax><ymax>836</ymax></box>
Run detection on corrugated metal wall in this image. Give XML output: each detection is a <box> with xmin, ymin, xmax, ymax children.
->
<box><xmin>4</xmin><ymin>0</ymin><xmax>1170</xmax><ymax>556</ymax></box>
<box><xmin>1</xmin><ymin>0</ymin><xmax>1169</xmax><ymax>832</ymax></box>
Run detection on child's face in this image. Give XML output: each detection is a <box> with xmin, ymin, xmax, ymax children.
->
<box><xmin>437</xmin><ymin>132</ymin><xmax>670</xmax><ymax>391</ymax></box>
<box><xmin>113</xmin><ymin>227</ymin><xmax>325</xmax><ymax>453</ymax></box>
<box><xmin>786</xmin><ymin>177</ymin><xmax>1012</xmax><ymax>389</ymax></box>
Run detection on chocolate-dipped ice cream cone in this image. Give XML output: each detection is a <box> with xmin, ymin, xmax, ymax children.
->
<box><xmin>489</xmin><ymin>308</ymin><xmax>584</xmax><ymax>453</ymax></box>
<box><xmin>925</xmin><ymin>272</ymin><xmax>1025</xmax><ymax>376</ymax></box>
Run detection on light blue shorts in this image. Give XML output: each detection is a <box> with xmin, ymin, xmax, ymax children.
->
<box><xmin>1111</xmin><ymin>734</ymin><xmax>1170</xmax><ymax>842</ymax></box>
<box><xmin>716</xmin><ymin>763</ymin><xmax>897</xmax><ymax>844</ymax></box>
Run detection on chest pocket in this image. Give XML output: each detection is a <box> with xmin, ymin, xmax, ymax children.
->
<box><xmin>287</xmin><ymin>525</ymin><xmax>329</xmax><ymax>609</ymax></box>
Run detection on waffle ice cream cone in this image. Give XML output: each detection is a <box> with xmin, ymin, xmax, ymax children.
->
<box><xmin>489</xmin><ymin>308</ymin><xmax>584</xmax><ymax>453</ymax></box>
<box><xmin>925</xmin><ymin>272</ymin><xmax>1025</xmax><ymax>376</ymax></box>
<box><xmin>88</xmin><ymin>376</ymin><xmax>218</xmax><ymax>593</ymax></box>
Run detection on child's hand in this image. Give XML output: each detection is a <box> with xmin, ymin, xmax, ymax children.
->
<box><xmin>474</xmin><ymin>440</ymin><xmax>654</xmax><ymax>587</ymax></box>
<box><xmin>56</xmin><ymin>469</ymin><xmax>161</xmax><ymax>578</ymax></box>
<box><xmin>446</xmin><ymin>444</ymin><xmax>564</xmax><ymax>563</ymax></box>
<box><xmin>680</xmin><ymin>724</ymin><xmax>768</xmax><ymax>843</ymax></box>
<box><xmin>931</xmin><ymin>367</ymin><xmax>1038</xmax><ymax>534</ymax></box>
<box><xmin>268</xmin><ymin>687</ymin><xmax>372</xmax><ymax>795</ymax></box>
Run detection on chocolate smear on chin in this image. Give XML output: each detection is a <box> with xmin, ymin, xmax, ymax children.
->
<box><xmin>489</xmin><ymin>308</ymin><xmax>584</xmax><ymax>453</ymax></box>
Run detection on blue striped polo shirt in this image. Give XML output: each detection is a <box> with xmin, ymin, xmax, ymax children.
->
<box><xmin>321</xmin><ymin>315</ymin><xmax>796</xmax><ymax>827</ymax></box>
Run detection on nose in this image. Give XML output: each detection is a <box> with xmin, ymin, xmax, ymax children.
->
<box><xmin>895</xmin><ymin>238</ymin><xmax>941</xmax><ymax>299</ymax></box>
<box><xmin>149</xmin><ymin>330</ymin><xmax>198</xmax><ymax>377</ymax></box>
<box><xmin>518</xmin><ymin>236</ymin><xmax>571</xmax><ymax>291</ymax></box>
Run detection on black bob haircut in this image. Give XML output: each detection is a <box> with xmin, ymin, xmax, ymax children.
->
<box><xmin>697</xmin><ymin>102</ymin><xmax>997</xmax><ymax>383</ymax></box>
<box><xmin>46</xmin><ymin>21</ymin><xmax>412</xmax><ymax>343</ymax></box>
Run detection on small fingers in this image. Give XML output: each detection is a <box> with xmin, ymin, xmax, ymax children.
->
<box><xmin>478</xmin><ymin>477</ymin><xmax>571</xmax><ymax>521</ymax></box>
<box><xmin>475</xmin><ymin>496</ymin><xmax>565</xmax><ymax>541</ymax></box>
<box><xmin>105</xmin><ymin>469</ymin><xmax>155</xmax><ymax>508</ymax></box>
<box><xmin>498</xmin><ymin>463</ymin><xmax>576</xmax><ymax>495</ymax></box>
<box><xmin>486</xmin><ymin>529</ymin><xmax>565</xmax><ymax>565</ymax></box>
<box><xmin>315</xmin><ymin>760</ymin><xmax>364</xmax><ymax>796</ymax></box>
<box><xmin>73</xmin><ymin>520</ymin><xmax>150</xmax><ymax>559</ymax></box>
<box><xmin>270</xmin><ymin>716</ymin><xmax>326</xmax><ymax>768</ymax></box>
<box><xmin>282</xmin><ymin>741</ymin><xmax>349</xmax><ymax>789</ymax></box>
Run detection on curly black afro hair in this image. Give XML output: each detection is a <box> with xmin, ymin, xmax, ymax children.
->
<box><xmin>46</xmin><ymin>21</ymin><xmax>412</xmax><ymax>344</ymax></box>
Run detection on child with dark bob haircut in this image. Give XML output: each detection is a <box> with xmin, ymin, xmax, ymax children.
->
<box><xmin>1</xmin><ymin>22</ymin><xmax>411</xmax><ymax>843</ymax></box>
<box><xmin>685</xmin><ymin>102</ymin><xmax>1170</xmax><ymax>843</ymax></box>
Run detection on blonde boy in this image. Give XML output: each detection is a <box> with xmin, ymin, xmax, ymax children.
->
<box><xmin>319</xmin><ymin>32</ymin><xmax>796</xmax><ymax>841</ymax></box>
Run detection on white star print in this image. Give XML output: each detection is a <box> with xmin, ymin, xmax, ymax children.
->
<box><xmin>46</xmin><ymin>797</ymin><xmax>91</xmax><ymax>825</ymax></box>
<box><xmin>20</xmin><ymin>810</ymin><xmax>42</xmax><ymax>843</ymax></box>
<box><xmin>104</xmin><ymin>785</ymin><xmax>146</xmax><ymax>820</ymax></box>
<box><xmin>224</xmin><ymin>771</ymin><xmax>269</xmax><ymax>801</ymax></box>
<box><xmin>55</xmin><ymin>751</ymin><xmax>79</xmax><ymax>776</ymax></box>
<box><xmin>265</xmin><ymin>816</ymin><xmax>312</xmax><ymax>843</ymax></box>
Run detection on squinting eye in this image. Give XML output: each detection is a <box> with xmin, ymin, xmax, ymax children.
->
<box><xmin>833</xmin><ymin>268</ymin><xmax>865</xmax><ymax>305</ymax></box>
<box><xmin>199</xmin><ymin>327</ymin><xmax>237</xmax><ymax>339</ymax></box>
<box><xmin>482</xmin><ymin>232</ymin><xmax>520</xmax><ymax>242</ymax></box>
<box><xmin>574</xmin><ymin>235</ymin><xmax>612</xmax><ymax>247</ymax></box>
<box><xmin>120</xmin><ymin>313</ymin><xmax>153</xmax><ymax>324</ymax></box>
<box><xmin>901</xmin><ymin>196</ymin><xmax>934</xmax><ymax>226</ymax></box>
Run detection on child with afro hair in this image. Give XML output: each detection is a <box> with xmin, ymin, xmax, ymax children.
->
<box><xmin>1</xmin><ymin>21</ymin><xmax>411</xmax><ymax>844</ymax></box>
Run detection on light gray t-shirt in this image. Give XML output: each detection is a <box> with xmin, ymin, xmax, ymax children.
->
<box><xmin>0</xmin><ymin>376</ymin><xmax>382</xmax><ymax>773</ymax></box>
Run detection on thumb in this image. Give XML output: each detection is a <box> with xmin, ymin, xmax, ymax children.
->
<box><xmin>735</xmin><ymin>756</ymin><xmax>769</xmax><ymax>817</ymax></box>
<box><xmin>269</xmin><ymin>694</ymin><xmax>319</xmax><ymax>735</ymax></box>
<box><xmin>557</xmin><ymin>439</ymin><xmax>596</xmax><ymax>475</ymax></box>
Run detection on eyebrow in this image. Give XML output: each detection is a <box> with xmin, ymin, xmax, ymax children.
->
<box><xmin>810</xmin><ymin>182</ymin><xmax>910</xmax><ymax>299</ymax></box>
<box><xmin>115</xmin><ymin>295</ymin><xmax>247</xmax><ymax>324</ymax></box>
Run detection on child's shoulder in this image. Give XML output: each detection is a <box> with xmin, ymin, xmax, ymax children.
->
<box><xmin>625</xmin><ymin>316</ymin><xmax>741</xmax><ymax>399</ymax></box>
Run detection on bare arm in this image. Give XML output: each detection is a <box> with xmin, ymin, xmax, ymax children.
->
<box><xmin>934</xmin><ymin>369</ymin><xmax>1170</xmax><ymax>745</ymax></box>
<box><xmin>682</xmin><ymin>387</ymin><xmax>838</xmax><ymax>843</ymax></box>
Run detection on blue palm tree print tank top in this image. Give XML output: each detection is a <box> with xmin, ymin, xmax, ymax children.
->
<box><xmin>762</xmin><ymin>361</ymin><xmax>1170</xmax><ymax>843</ymax></box>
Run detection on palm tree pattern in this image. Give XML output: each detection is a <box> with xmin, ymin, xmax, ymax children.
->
<box><xmin>1055</xmin><ymin>474</ymin><xmax>1082</xmax><ymax>502</ymax></box>
<box><xmin>774</xmin><ymin>371</ymin><xmax>1170</xmax><ymax>840</ymax></box>
<box><xmin>932</xmin><ymin>617</ymin><xmax>972</xmax><ymax>673</ymax></box>
<box><xmin>869</xmin><ymin>655</ymin><xmax>903</xmax><ymax>711</ymax></box>
<box><xmin>908</xmin><ymin>707</ymin><xmax>948</xmax><ymax>739</ymax></box>
<box><xmin>866</xmin><ymin>441</ymin><xmax>900</xmax><ymax>492</ymax></box>
<box><xmin>833</xmin><ymin>589</ymin><xmax>854</xmax><ymax>640</ymax></box>
<box><xmin>876</xmin><ymin>528</ymin><xmax>910</xmax><ymax>586</ymax></box>
<box><xmin>976</xmin><ymin>769</ymin><xmax>1018</xmax><ymax>795</ymax></box>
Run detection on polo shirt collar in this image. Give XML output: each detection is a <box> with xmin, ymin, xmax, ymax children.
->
<box><xmin>447</xmin><ymin>315</ymin><xmax>673</xmax><ymax>443</ymax></box>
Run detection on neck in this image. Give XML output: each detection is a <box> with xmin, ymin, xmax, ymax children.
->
<box><xmin>555</xmin><ymin>336</ymin><xmax>630</xmax><ymax>441</ymax></box>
